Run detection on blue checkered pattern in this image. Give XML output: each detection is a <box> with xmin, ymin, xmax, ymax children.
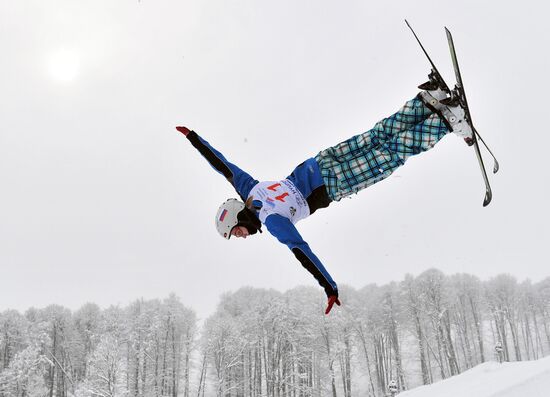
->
<box><xmin>315</xmin><ymin>95</ymin><xmax>449</xmax><ymax>202</ymax></box>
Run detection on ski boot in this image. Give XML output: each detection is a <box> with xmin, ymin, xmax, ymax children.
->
<box><xmin>440</xmin><ymin>91</ymin><xmax>474</xmax><ymax>145</ymax></box>
<box><xmin>418</xmin><ymin>70</ymin><xmax>450</xmax><ymax>105</ymax></box>
<box><xmin>419</xmin><ymin>77</ymin><xmax>474</xmax><ymax>146</ymax></box>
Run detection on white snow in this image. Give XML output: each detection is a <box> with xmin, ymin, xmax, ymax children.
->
<box><xmin>399</xmin><ymin>356</ymin><xmax>550</xmax><ymax>397</ymax></box>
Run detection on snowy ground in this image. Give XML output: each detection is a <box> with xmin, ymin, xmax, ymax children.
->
<box><xmin>399</xmin><ymin>356</ymin><xmax>550</xmax><ymax>397</ymax></box>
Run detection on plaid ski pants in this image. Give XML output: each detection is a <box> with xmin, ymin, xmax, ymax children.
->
<box><xmin>315</xmin><ymin>95</ymin><xmax>449</xmax><ymax>202</ymax></box>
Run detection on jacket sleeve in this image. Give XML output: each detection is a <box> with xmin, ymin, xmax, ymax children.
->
<box><xmin>186</xmin><ymin>131</ymin><xmax>258</xmax><ymax>200</ymax></box>
<box><xmin>264</xmin><ymin>214</ymin><xmax>338</xmax><ymax>298</ymax></box>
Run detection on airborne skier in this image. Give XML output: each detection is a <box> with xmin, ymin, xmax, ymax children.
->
<box><xmin>176</xmin><ymin>75</ymin><xmax>473</xmax><ymax>314</ymax></box>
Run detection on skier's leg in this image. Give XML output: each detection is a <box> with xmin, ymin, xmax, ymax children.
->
<box><xmin>369</xmin><ymin>95</ymin><xmax>435</xmax><ymax>143</ymax></box>
<box><xmin>316</xmin><ymin>112</ymin><xmax>449</xmax><ymax>202</ymax></box>
<box><xmin>316</xmin><ymin>142</ymin><xmax>405</xmax><ymax>202</ymax></box>
<box><xmin>318</xmin><ymin>95</ymin><xmax>434</xmax><ymax>166</ymax></box>
<box><xmin>387</xmin><ymin>112</ymin><xmax>448</xmax><ymax>162</ymax></box>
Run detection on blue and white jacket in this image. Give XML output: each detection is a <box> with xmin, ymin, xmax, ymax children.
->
<box><xmin>186</xmin><ymin>131</ymin><xmax>338</xmax><ymax>298</ymax></box>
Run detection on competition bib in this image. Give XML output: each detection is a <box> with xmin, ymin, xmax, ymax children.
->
<box><xmin>249</xmin><ymin>180</ymin><xmax>310</xmax><ymax>224</ymax></box>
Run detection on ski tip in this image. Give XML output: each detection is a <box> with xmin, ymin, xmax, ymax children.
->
<box><xmin>483</xmin><ymin>190</ymin><xmax>492</xmax><ymax>207</ymax></box>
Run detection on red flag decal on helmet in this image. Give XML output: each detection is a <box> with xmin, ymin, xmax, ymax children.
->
<box><xmin>219</xmin><ymin>209</ymin><xmax>228</xmax><ymax>222</ymax></box>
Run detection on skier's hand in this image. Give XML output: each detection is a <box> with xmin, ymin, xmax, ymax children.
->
<box><xmin>176</xmin><ymin>126</ymin><xmax>191</xmax><ymax>136</ymax></box>
<box><xmin>325</xmin><ymin>295</ymin><xmax>341</xmax><ymax>315</ymax></box>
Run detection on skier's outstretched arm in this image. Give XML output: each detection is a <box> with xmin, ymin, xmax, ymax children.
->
<box><xmin>264</xmin><ymin>213</ymin><xmax>340</xmax><ymax>314</ymax></box>
<box><xmin>176</xmin><ymin>126</ymin><xmax>258</xmax><ymax>200</ymax></box>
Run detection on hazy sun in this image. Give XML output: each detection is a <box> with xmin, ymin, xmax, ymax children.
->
<box><xmin>48</xmin><ymin>49</ymin><xmax>80</xmax><ymax>82</ymax></box>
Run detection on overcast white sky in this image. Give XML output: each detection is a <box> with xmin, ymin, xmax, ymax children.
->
<box><xmin>1</xmin><ymin>0</ymin><xmax>548</xmax><ymax>319</ymax></box>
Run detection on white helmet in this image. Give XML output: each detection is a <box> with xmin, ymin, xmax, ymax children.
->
<box><xmin>215</xmin><ymin>198</ymin><xmax>245</xmax><ymax>239</ymax></box>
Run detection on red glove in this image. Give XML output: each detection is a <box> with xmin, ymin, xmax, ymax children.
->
<box><xmin>325</xmin><ymin>295</ymin><xmax>341</xmax><ymax>315</ymax></box>
<box><xmin>176</xmin><ymin>126</ymin><xmax>191</xmax><ymax>136</ymax></box>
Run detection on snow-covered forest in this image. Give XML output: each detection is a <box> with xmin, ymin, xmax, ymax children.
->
<box><xmin>1</xmin><ymin>269</ymin><xmax>550</xmax><ymax>397</ymax></box>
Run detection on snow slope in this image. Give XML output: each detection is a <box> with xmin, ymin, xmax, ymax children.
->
<box><xmin>399</xmin><ymin>356</ymin><xmax>550</xmax><ymax>397</ymax></box>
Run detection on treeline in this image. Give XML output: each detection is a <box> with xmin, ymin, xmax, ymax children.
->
<box><xmin>0</xmin><ymin>294</ymin><xmax>196</xmax><ymax>397</ymax></box>
<box><xmin>1</xmin><ymin>270</ymin><xmax>550</xmax><ymax>397</ymax></box>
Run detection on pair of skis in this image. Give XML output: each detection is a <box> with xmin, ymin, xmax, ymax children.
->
<box><xmin>405</xmin><ymin>20</ymin><xmax>499</xmax><ymax>207</ymax></box>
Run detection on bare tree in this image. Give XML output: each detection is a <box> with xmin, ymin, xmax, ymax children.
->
<box><xmin>486</xmin><ymin>275</ymin><xmax>522</xmax><ymax>361</ymax></box>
